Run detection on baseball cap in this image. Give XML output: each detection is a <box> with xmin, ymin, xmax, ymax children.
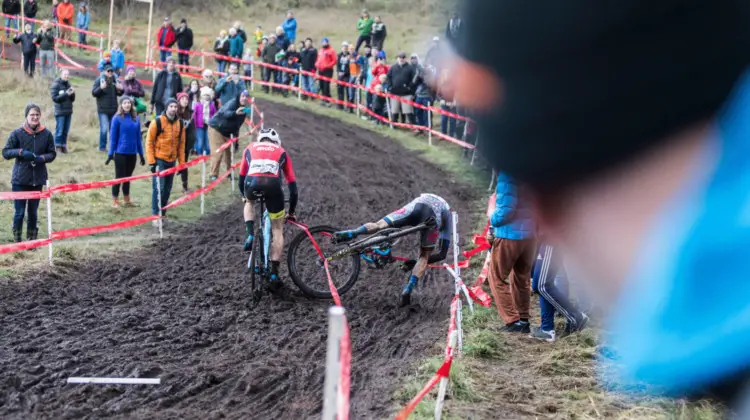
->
<box><xmin>342</xmin><ymin>41</ymin><xmax>349</xmax><ymax>46</ymax></box>
<box><xmin>321</xmin><ymin>37</ymin><xmax>330</xmax><ymax>44</ymax></box>
<box><xmin>397</xmin><ymin>52</ymin><xmax>406</xmax><ymax>59</ymax></box>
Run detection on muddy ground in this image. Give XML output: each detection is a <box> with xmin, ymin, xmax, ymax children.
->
<box><xmin>0</xmin><ymin>89</ymin><xmax>477</xmax><ymax>419</ymax></box>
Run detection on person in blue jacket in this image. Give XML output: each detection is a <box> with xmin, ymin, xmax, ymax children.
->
<box><xmin>228</xmin><ymin>27</ymin><xmax>244</xmax><ymax>60</ymax></box>
<box><xmin>110</xmin><ymin>39</ymin><xmax>126</xmax><ymax>76</ymax></box>
<box><xmin>106</xmin><ymin>96</ymin><xmax>145</xmax><ymax>208</ymax></box>
<box><xmin>76</xmin><ymin>2</ymin><xmax>89</xmax><ymax>47</ymax></box>
<box><xmin>282</xmin><ymin>10</ymin><xmax>297</xmax><ymax>44</ymax></box>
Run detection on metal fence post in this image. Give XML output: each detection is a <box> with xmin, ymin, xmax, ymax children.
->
<box><xmin>46</xmin><ymin>180</ymin><xmax>53</xmax><ymax>266</ymax></box>
<box><xmin>355</xmin><ymin>87</ymin><xmax>361</xmax><ymax>118</ymax></box>
<box><xmin>200</xmin><ymin>151</ymin><xmax>206</xmax><ymax>215</ymax></box>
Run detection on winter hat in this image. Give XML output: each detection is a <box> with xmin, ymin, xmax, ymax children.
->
<box><xmin>103</xmin><ymin>63</ymin><xmax>114</xmax><ymax>72</ymax></box>
<box><xmin>103</xmin><ymin>51</ymin><xmax>111</xmax><ymax>58</ymax></box>
<box><xmin>126</xmin><ymin>65</ymin><xmax>136</xmax><ymax>74</ymax></box>
<box><xmin>164</xmin><ymin>98</ymin><xmax>178</xmax><ymax>109</ymax></box>
<box><xmin>24</xmin><ymin>103</ymin><xmax>40</xmax><ymax>117</ymax></box>
<box><xmin>321</xmin><ymin>37</ymin><xmax>329</xmax><ymax>45</ymax></box>
<box><xmin>176</xmin><ymin>92</ymin><xmax>189</xmax><ymax>102</ymax></box>
<box><xmin>119</xmin><ymin>95</ymin><xmax>133</xmax><ymax>105</ymax></box>
<box><xmin>200</xmin><ymin>86</ymin><xmax>214</xmax><ymax>99</ymax></box>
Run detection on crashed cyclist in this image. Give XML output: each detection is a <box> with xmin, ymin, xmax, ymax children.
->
<box><xmin>239</xmin><ymin>128</ymin><xmax>298</xmax><ymax>290</ymax></box>
<box><xmin>334</xmin><ymin>193</ymin><xmax>452</xmax><ymax>306</ymax></box>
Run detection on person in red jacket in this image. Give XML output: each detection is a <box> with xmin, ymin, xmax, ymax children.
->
<box><xmin>156</xmin><ymin>16</ymin><xmax>177</xmax><ymax>63</ymax></box>
<box><xmin>314</xmin><ymin>37</ymin><xmax>337</xmax><ymax>106</ymax></box>
<box><xmin>56</xmin><ymin>0</ymin><xmax>74</xmax><ymax>41</ymax></box>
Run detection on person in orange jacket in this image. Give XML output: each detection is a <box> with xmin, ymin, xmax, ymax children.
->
<box><xmin>56</xmin><ymin>0</ymin><xmax>74</xmax><ymax>41</ymax></box>
<box><xmin>145</xmin><ymin>98</ymin><xmax>185</xmax><ymax>223</ymax></box>
<box><xmin>314</xmin><ymin>37</ymin><xmax>337</xmax><ymax>105</ymax></box>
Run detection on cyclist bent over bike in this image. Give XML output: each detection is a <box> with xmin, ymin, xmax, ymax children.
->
<box><xmin>334</xmin><ymin>193</ymin><xmax>452</xmax><ymax>306</ymax></box>
<box><xmin>238</xmin><ymin>128</ymin><xmax>298</xmax><ymax>289</ymax></box>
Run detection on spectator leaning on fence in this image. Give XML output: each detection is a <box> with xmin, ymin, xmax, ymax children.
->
<box><xmin>213</xmin><ymin>30</ymin><xmax>229</xmax><ymax>73</ymax></box>
<box><xmin>176</xmin><ymin>92</ymin><xmax>195</xmax><ymax>194</ymax></box>
<box><xmin>3</xmin><ymin>0</ymin><xmax>21</xmax><ymax>37</ymax></box>
<box><xmin>146</xmin><ymin>98</ymin><xmax>184</xmax><ymax>225</ymax></box>
<box><xmin>107</xmin><ymin>96</ymin><xmax>144</xmax><ymax>208</ymax></box>
<box><xmin>286</xmin><ymin>43</ymin><xmax>301</xmax><ymax>88</ymax></box>
<box><xmin>37</xmin><ymin>21</ymin><xmax>55</xmax><ymax>79</ymax></box>
<box><xmin>175</xmin><ymin>18</ymin><xmax>193</xmax><ymax>67</ymax></box>
<box><xmin>355</xmin><ymin>10</ymin><xmax>373</xmax><ymax>52</ymax></box>
<box><xmin>386</xmin><ymin>52</ymin><xmax>417</xmax><ymax>125</ymax></box>
<box><xmin>193</xmin><ymin>86</ymin><xmax>215</xmax><ymax>156</ymax></box>
<box><xmin>347</xmin><ymin>46</ymin><xmax>365</xmax><ymax>113</ymax></box>
<box><xmin>282</xmin><ymin>10</ymin><xmax>297</xmax><ymax>45</ymax></box>
<box><xmin>110</xmin><ymin>39</ymin><xmax>125</xmax><ymax>76</ymax></box>
<box><xmin>156</xmin><ymin>16</ymin><xmax>176</xmax><ymax>63</ymax></box>
<box><xmin>299</xmin><ymin>38</ymin><xmax>317</xmax><ymax>97</ymax></box>
<box><xmin>151</xmin><ymin>57</ymin><xmax>183</xmax><ymax>116</ymax></box>
<box><xmin>412</xmin><ymin>59</ymin><xmax>435</xmax><ymax>132</ymax></box>
<box><xmin>92</xmin><ymin>64</ymin><xmax>124</xmax><ymax>152</ymax></box>
<box><xmin>371</xmin><ymin>15</ymin><xmax>387</xmax><ymax>50</ymax></box>
<box><xmin>2</xmin><ymin>103</ymin><xmax>56</xmax><ymax>244</ymax></box>
<box><xmin>207</xmin><ymin>90</ymin><xmax>250</xmax><ymax>181</ymax></box>
<box><xmin>50</xmin><ymin>68</ymin><xmax>75</xmax><ymax>154</ymax></box>
<box><xmin>228</xmin><ymin>27</ymin><xmax>244</xmax><ymax>60</ymax></box>
<box><xmin>315</xmin><ymin>37</ymin><xmax>336</xmax><ymax>106</ymax></box>
<box><xmin>436</xmin><ymin>69</ymin><xmax>457</xmax><ymax>138</ymax></box>
<box><xmin>57</xmin><ymin>0</ymin><xmax>74</xmax><ymax>41</ymax></box>
<box><xmin>23</xmin><ymin>0</ymin><xmax>36</xmax><ymax>31</ymax></box>
<box><xmin>76</xmin><ymin>3</ymin><xmax>89</xmax><ymax>47</ymax></box>
<box><xmin>13</xmin><ymin>24</ymin><xmax>37</xmax><ymax>78</ymax></box>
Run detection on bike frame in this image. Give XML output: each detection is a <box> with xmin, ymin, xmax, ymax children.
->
<box><xmin>328</xmin><ymin>222</ymin><xmax>432</xmax><ymax>261</ymax></box>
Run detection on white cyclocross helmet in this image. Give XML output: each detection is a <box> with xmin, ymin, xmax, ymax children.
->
<box><xmin>257</xmin><ymin>128</ymin><xmax>281</xmax><ymax>145</ymax></box>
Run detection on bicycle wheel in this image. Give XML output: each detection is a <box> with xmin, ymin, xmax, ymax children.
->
<box><xmin>250</xmin><ymin>204</ymin><xmax>267</xmax><ymax>303</ymax></box>
<box><xmin>288</xmin><ymin>225</ymin><xmax>361</xmax><ymax>299</ymax></box>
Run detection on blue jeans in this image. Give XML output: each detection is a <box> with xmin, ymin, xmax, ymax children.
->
<box><xmin>217</xmin><ymin>60</ymin><xmax>226</xmax><ymax>73</ymax></box>
<box><xmin>302</xmin><ymin>74</ymin><xmax>315</xmax><ymax>93</ymax></box>
<box><xmin>152</xmin><ymin>159</ymin><xmax>176</xmax><ymax>216</ymax></box>
<box><xmin>441</xmin><ymin>105</ymin><xmax>457</xmax><ymax>137</ymax></box>
<box><xmin>12</xmin><ymin>184</ymin><xmax>43</xmax><ymax>231</ymax></box>
<box><xmin>5</xmin><ymin>16</ymin><xmax>17</xmax><ymax>36</ymax></box>
<box><xmin>415</xmin><ymin>98</ymin><xmax>431</xmax><ymax>127</ymax></box>
<box><xmin>54</xmin><ymin>115</ymin><xmax>72</xmax><ymax>147</ymax></box>
<box><xmin>98</xmin><ymin>112</ymin><xmax>114</xmax><ymax>151</ymax></box>
<box><xmin>77</xmin><ymin>30</ymin><xmax>86</xmax><ymax>45</ymax></box>
<box><xmin>159</xmin><ymin>49</ymin><xmax>171</xmax><ymax>63</ymax></box>
<box><xmin>347</xmin><ymin>76</ymin><xmax>359</xmax><ymax>103</ymax></box>
<box><xmin>531</xmin><ymin>244</ymin><xmax>584</xmax><ymax>331</ymax></box>
<box><xmin>194</xmin><ymin>127</ymin><xmax>210</xmax><ymax>155</ymax></box>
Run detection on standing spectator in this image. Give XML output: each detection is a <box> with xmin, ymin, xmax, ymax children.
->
<box><xmin>424</xmin><ymin>37</ymin><xmax>444</xmax><ymax>70</ymax></box>
<box><xmin>228</xmin><ymin>27</ymin><xmax>244</xmax><ymax>60</ymax></box>
<box><xmin>50</xmin><ymin>68</ymin><xmax>75</xmax><ymax>153</ymax></box>
<box><xmin>92</xmin><ymin>64</ymin><xmax>123</xmax><ymax>151</ymax></box>
<box><xmin>76</xmin><ymin>2</ymin><xmax>89</xmax><ymax>47</ymax></box>
<box><xmin>299</xmin><ymin>38</ymin><xmax>317</xmax><ymax>98</ymax></box>
<box><xmin>213</xmin><ymin>30</ymin><xmax>230</xmax><ymax>73</ymax></box>
<box><xmin>261</xmin><ymin>34</ymin><xmax>281</xmax><ymax>94</ymax></box>
<box><xmin>156</xmin><ymin>17</ymin><xmax>176</xmax><ymax>63</ymax></box>
<box><xmin>347</xmin><ymin>47</ymin><xmax>365</xmax><ymax>113</ymax></box>
<box><xmin>315</xmin><ymin>37</ymin><xmax>336</xmax><ymax>106</ymax></box>
<box><xmin>274</xmin><ymin>50</ymin><xmax>289</xmax><ymax>97</ymax></box>
<box><xmin>107</xmin><ymin>96</ymin><xmax>144</xmax><ymax>208</ymax></box>
<box><xmin>13</xmin><ymin>24</ymin><xmax>37</xmax><ymax>78</ymax></box>
<box><xmin>200</xmin><ymin>68</ymin><xmax>217</xmax><ymax>91</ymax></box>
<box><xmin>233</xmin><ymin>21</ymin><xmax>247</xmax><ymax>43</ymax></box>
<box><xmin>175</xmin><ymin>18</ymin><xmax>193</xmax><ymax>67</ymax></box>
<box><xmin>242</xmin><ymin>47</ymin><xmax>253</xmax><ymax>91</ymax></box>
<box><xmin>110</xmin><ymin>39</ymin><xmax>125</xmax><ymax>76</ymax></box>
<box><xmin>282</xmin><ymin>10</ymin><xmax>297</xmax><ymax>44</ymax></box>
<box><xmin>150</xmin><ymin>57</ymin><xmax>183</xmax><ymax>116</ymax></box>
<box><xmin>146</xmin><ymin>98</ymin><xmax>185</xmax><ymax>225</ymax></box>
<box><xmin>437</xmin><ymin>69</ymin><xmax>457</xmax><ymax>137</ymax></box>
<box><xmin>371</xmin><ymin>75</ymin><xmax>388</xmax><ymax>124</ymax></box>
<box><xmin>371</xmin><ymin>15</ymin><xmax>387</xmax><ymax>50</ymax></box>
<box><xmin>286</xmin><ymin>43</ymin><xmax>301</xmax><ymax>88</ymax></box>
<box><xmin>207</xmin><ymin>91</ymin><xmax>250</xmax><ymax>181</ymax></box>
<box><xmin>487</xmin><ymin>173</ymin><xmax>537</xmax><ymax>333</ymax></box>
<box><xmin>56</xmin><ymin>0</ymin><xmax>74</xmax><ymax>41</ymax></box>
<box><xmin>176</xmin><ymin>92</ymin><xmax>195</xmax><ymax>194</ymax></box>
<box><xmin>355</xmin><ymin>10</ymin><xmax>373</xmax><ymax>52</ymax></box>
<box><xmin>51</xmin><ymin>0</ymin><xmax>57</xmax><ymax>22</ymax></box>
<box><xmin>122</xmin><ymin>66</ymin><xmax>147</xmax><ymax>114</ymax></box>
<box><xmin>412</xmin><ymin>59</ymin><xmax>434</xmax><ymax>132</ymax></box>
<box><xmin>445</xmin><ymin>12</ymin><xmax>462</xmax><ymax>45</ymax></box>
<box><xmin>184</xmin><ymin>78</ymin><xmax>200</xmax><ymax>106</ymax></box>
<box><xmin>23</xmin><ymin>0</ymin><xmax>36</xmax><ymax>32</ymax></box>
<box><xmin>336</xmin><ymin>42</ymin><xmax>351</xmax><ymax>110</ymax></box>
<box><xmin>2</xmin><ymin>103</ymin><xmax>55</xmax><ymax>243</ymax></box>
<box><xmin>386</xmin><ymin>52</ymin><xmax>416</xmax><ymax>124</ymax></box>
<box><xmin>3</xmin><ymin>0</ymin><xmax>21</xmax><ymax>37</ymax></box>
<box><xmin>253</xmin><ymin>25</ymin><xmax>263</xmax><ymax>44</ymax></box>
<box><xmin>215</xmin><ymin>63</ymin><xmax>244</xmax><ymax>106</ymax></box>
<box><xmin>364</xmin><ymin>55</ymin><xmax>376</xmax><ymax>113</ymax></box>
<box><xmin>274</xmin><ymin>26</ymin><xmax>289</xmax><ymax>52</ymax></box>
<box><xmin>193</xmin><ymin>86</ymin><xmax>216</xmax><ymax>156</ymax></box>
<box><xmin>37</xmin><ymin>21</ymin><xmax>55</xmax><ymax>79</ymax></box>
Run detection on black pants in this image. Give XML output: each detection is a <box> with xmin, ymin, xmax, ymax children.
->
<box><xmin>337</xmin><ymin>75</ymin><xmax>349</xmax><ymax>109</ymax></box>
<box><xmin>12</xmin><ymin>184</ymin><xmax>43</xmax><ymax>231</ymax></box>
<box><xmin>319</xmin><ymin>69</ymin><xmax>334</xmax><ymax>99</ymax></box>
<box><xmin>178</xmin><ymin>53</ymin><xmax>189</xmax><ymax>67</ymax></box>
<box><xmin>112</xmin><ymin>154</ymin><xmax>138</xmax><ymax>198</ymax></box>
<box><xmin>23</xmin><ymin>51</ymin><xmax>36</xmax><ymax>77</ymax></box>
<box><xmin>264</xmin><ymin>68</ymin><xmax>275</xmax><ymax>93</ymax></box>
<box><xmin>355</xmin><ymin>35</ymin><xmax>370</xmax><ymax>52</ymax></box>
<box><xmin>178</xmin><ymin>130</ymin><xmax>195</xmax><ymax>188</ymax></box>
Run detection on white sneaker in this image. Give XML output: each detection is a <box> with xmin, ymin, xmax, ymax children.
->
<box><xmin>530</xmin><ymin>327</ymin><xmax>556</xmax><ymax>343</ymax></box>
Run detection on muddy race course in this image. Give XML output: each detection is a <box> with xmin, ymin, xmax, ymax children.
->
<box><xmin>0</xmin><ymin>95</ymin><xmax>477</xmax><ymax>419</ymax></box>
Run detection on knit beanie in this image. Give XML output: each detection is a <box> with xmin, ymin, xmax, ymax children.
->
<box><xmin>25</xmin><ymin>103</ymin><xmax>40</xmax><ymax>117</ymax></box>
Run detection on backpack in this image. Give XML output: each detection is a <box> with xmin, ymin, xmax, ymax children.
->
<box><xmin>148</xmin><ymin>117</ymin><xmax>183</xmax><ymax>142</ymax></box>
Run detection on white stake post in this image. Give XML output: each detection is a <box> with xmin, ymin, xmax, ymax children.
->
<box><xmin>322</xmin><ymin>306</ymin><xmax>346</xmax><ymax>420</ymax></box>
<box><xmin>230</xmin><ymin>135</ymin><xmax>235</xmax><ymax>192</ymax></box>
<box><xmin>19</xmin><ymin>1</ymin><xmax>24</xmax><ymax>72</ymax></box>
<box><xmin>249</xmin><ymin>97</ymin><xmax>255</xmax><ymax>127</ymax></box>
<box><xmin>67</xmin><ymin>377</ymin><xmax>161</xmax><ymax>385</ymax></box>
<box><xmin>144</xmin><ymin>0</ymin><xmax>154</xmax><ymax>65</ymax></box>
<box><xmin>250</xmin><ymin>61</ymin><xmax>255</xmax><ymax>92</ymax></box>
<box><xmin>435</xmin><ymin>330</ymin><xmax>458</xmax><ymax>420</ymax></box>
<box><xmin>385</xmin><ymin>92</ymin><xmax>394</xmax><ymax>129</ymax></box>
<box><xmin>297</xmin><ymin>69</ymin><xmax>302</xmax><ymax>101</ymax></box>
<box><xmin>201</xmin><ymin>49</ymin><xmax>205</xmax><ymax>69</ymax></box>
<box><xmin>156</xmin><ymin>169</ymin><xmax>163</xmax><ymax>238</ymax></box>
<box><xmin>260</xmin><ymin>112</ymin><xmax>264</xmax><ymax>130</ymax></box>
<box><xmin>200</xmin><ymin>151</ymin><xmax>206</xmax><ymax>215</ymax></box>
<box><xmin>488</xmin><ymin>169</ymin><xmax>496</xmax><ymax>192</ymax></box>
<box><xmin>99</xmin><ymin>34</ymin><xmax>104</xmax><ymax>59</ymax></box>
<box><xmin>452</xmin><ymin>212</ymin><xmax>463</xmax><ymax>353</ymax></box>
<box><xmin>355</xmin><ymin>87</ymin><xmax>361</xmax><ymax>118</ymax></box>
<box><xmin>427</xmin><ymin>105</ymin><xmax>433</xmax><ymax>146</ymax></box>
<box><xmin>46</xmin><ymin>180</ymin><xmax>53</xmax><ymax>266</ymax></box>
<box><xmin>470</xmin><ymin>129</ymin><xmax>479</xmax><ymax>166</ymax></box>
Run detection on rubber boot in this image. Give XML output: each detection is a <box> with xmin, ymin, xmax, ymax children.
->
<box><xmin>12</xmin><ymin>227</ymin><xmax>22</xmax><ymax>243</ymax></box>
<box><xmin>27</xmin><ymin>228</ymin><xmax>38</xmax><ymax>251</ymax></box>
<box><xmin>400</xmin><ymin>275</ymin><xmax>419</xmax><ymax>307</ymax></box>
<box><xmin>112</xmin><ymin>197</ymin><xmax>120</xmax><ymax>208</ymax></box>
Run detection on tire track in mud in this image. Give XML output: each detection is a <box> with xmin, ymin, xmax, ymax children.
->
<box><xmin>0</xmin><ymin>56</ymin><xmax>479</xmax><ymax>418</ymax></box>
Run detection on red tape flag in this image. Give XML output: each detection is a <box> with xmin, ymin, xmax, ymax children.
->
<box><xmin>0</xmin><ymin>238</ymin><xmax>51</xmax><ymax>254</ymax></box>
<box><xmin>0</xmin><ymin>190</ymin><xmax>50</xmax><ymax>200</ymax></box>
<box><xmin>51</xmin><ymin>215</ymin><xmax>159</xmax><ymax>240</ymax></box>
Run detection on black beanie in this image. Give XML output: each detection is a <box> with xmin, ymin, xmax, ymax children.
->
<box><xmin>164</xmin><ymin>98</ymin><xmax>178</xmax><ymax>109</ymax></box>
<box><xmin>458</xmin><ymin>0</ymin><xmax>750</xmax><ymax>191</ymax></box>
<box><xmin>25</xmin><ymin>103</ymin><xmax>40</xmax><ymax>117</ymax></box>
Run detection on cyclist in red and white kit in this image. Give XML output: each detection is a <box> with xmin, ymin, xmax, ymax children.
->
<box><xmin>238</xmin><ymin>128</ymin><xmax>298</xmax><ymax>289</ymax></box>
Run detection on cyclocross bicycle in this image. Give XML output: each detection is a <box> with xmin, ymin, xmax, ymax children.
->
<box><xmin>287</xmin><ymin>220</ymin><xmax>435</xmax><ymax>299</ymax></box>
<box><xmin>247</xmin><ymin>190</ymin><xmax>274</xmax><ymax>303</ymax></box>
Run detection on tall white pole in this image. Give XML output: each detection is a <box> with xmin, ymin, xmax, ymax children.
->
<box><xmin>260</xmin><ymin>112</ymin><xmax>264</xmax><ymax>130</ymax></box>
<box><xmin>427</xmin><ymin>105</ymin><xmax>433</xmax><ymax>146</ymax></box>
<box><xmin>322</xmin><ymin>306</ymin><xmax>346</xmax><ymax>420</ymax></box>
<box><xmin>434</xmin><ymin>330</ymin><xmax>458</xmax><ymax>420</ymax></box>
<box><xmin>156</xmin><ymin>170</ymin><xmax>163</xmax><ymax>238</ymax></box>
<box><xmin>200</xmin><ymin>151</ymin><xmax>206</xmax><ymax>215</ymax></box>
<box><xmin>46</xmin><ymin>180</ymin><xmax>53</xmax><ymax>266</ymax></box>
<box><xmin>230</xmin><ymin>135</ymin><xmax>235</xmax><ymax>192</ymax></box>
<box><xmin>144</xmin><ymin>0</ymin><xmax>154</xmax><ymax>64</ymax></box>
<box><xmin>355</xmin><ymin>87</ymin><xmax>360</xmax><ymax>118</ymax></box>
<box><xmin>470</xmin><ymin>129</ymin><xmax>479</xmax><ymax>166</ymax></box>
<box><xmin>19</xmin><ymin>0</ymin><xmax>24</xmax><ymax>72</ymax></box>
<box><xmin>107</xmin><ymin>0</ymin><xmax>114</xmax><ymax>50</ymax></box>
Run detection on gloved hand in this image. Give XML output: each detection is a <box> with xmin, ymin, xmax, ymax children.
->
<box><xmin>105</xmin><ymin>155</ymin><xmax>113</xmax><ymax>165</ymax></box>
<box><xmin>21</xmin><ymin>150</ymin><xmax>35</xmax><ymax>161</ymax></box>
<box><xmin>149</xmin><ymin>164</ymin><xmax>157</xmax><ymax>174</ymax></box>
<box><xmin>139</xmin><ymin>155</ymin><xmax>145</xmax><ymax>166</ymax></box>
<box><xmin>33</xmin><ymin>156</ymin><xmax>45</xmax><ymax>164</ymax></box>
<box><xmin>285</xmin><ymin>212</ymin><xmax>296</xmax><ymax>222</ymax></box>
<box><xmin>399</xmin><ymin>259</ymin><xmax>417</xmax><ymax>272</ymax></box>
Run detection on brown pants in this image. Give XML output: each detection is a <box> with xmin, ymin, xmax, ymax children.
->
<box><xmin>487</xmin><ymin>237</ymin><xmax>537</xmax><ymax>325</ymax></box>
<box><xmin>208</xmin><ymin>127</ymin><xmax>232</xmax><ymax>178</ymax></box>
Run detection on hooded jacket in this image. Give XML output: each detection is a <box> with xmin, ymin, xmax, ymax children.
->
<box><xmin>315</xmin><ymin>45</ymin><xmax>337</xmax><ymax>72</ymax></box>
<box><xmin>2</xmin><ymin>0</ymin><xmax>20</xmax><ymax>15</ymax></box>
<box><xmin>36</xmin><ymin>28</ymin><xmax>54</xmax><ymax>51</ymax></box>
<box><xmin>146</xmin><ymin>114</ymin><xmax>185</xmax><ymax>165</ymax></box>
<box><xmin>57</xmin><ymin>1</ymin><xmax>74</xmax><ymax>24</ymax></box>
<box><xmin>490</xmin><ymin>173</ymin><xmax>535</xmax><ymax>240</ymax></box>
<box><xmin>176</xmin><ymin>25</ymin><xmax>194</xmax><ymax>50</ymax></box>
<box><xmin>209</xmin><ymin>97</ymin><xmax>247</xmax><ymax>138</ymax></box>
<box><xmin>300</xmin><ymin>47</ymin><xmax>318</xmax><ymax>72</ymax></box>
<box><xmin>229</xmin><ymin>34</ymin><xmax>244</xmax><ymax>58</ymax></box>
<box><xmin>357</xmin><ymin>17</ymin><xmax>373</xmax><ymax>36</ymax></box>
<box><xmin>13</xmin><ymin>31</ymin><xmax>36</xmax><ymax>54</ymax></box>
<box><xmin>157</xmin><ymin>24</ymin><xmax>176</xmax><ymax>48</ymax></box>
<box><xmin>151</xmin><ymin>69</ymin><xmax>184</xmax><ymax>107</ymax></box>
<box><xmin>50</xmin><ymin>77</ymin><xmax>76</xmax><ymax>117</ymax></box>
<box><xmin>386</xmin><ymin>62</ymin><xmax>416</xmax><ymax>96</ymax></box>
<box><xmin>109</xmin><ymin>113</ymin><xmax>143</xmax><ymax>156</ymax></box>
<box><xmin>23</xmin><ymin>0</ymin><xmax>36</xmax><ymax>18</ymax></box>
<box><xmin>282</xmin><ymin>17</ymin><xmax>297</xmax><ymax>42</ymax></box>
<box><xmin>2</xmin><ymin>123</ymin><xmax>56</xmax><ymax>187</ymax></box>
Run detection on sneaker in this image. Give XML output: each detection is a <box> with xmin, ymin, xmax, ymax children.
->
<box><xmin>152</xmin><ymin>220</ymin><xmax>160</xmax><ymax>228</ymax></box>
<box><xmin>399</xmin><ymin>291</ymin><xmax>412</xmax><ymax>307</ymax></box>
<box><xmin>267</xmin><ymin>273</ymin><xmax>282</xmax><ymax>291</ymax></box>
<box><xmin>210</xmin><ymin>176</ymin><xmax>218</xmax><ymax>182</ymax></box>
<box><xmin>502</xmin><ymin>321</ymin><xmax>531</xmax><ymax>334</ymax></box>
<box><xmin>530</xmin><ymin>327</ymin><xmax>556</xmax><ymax>343</ymax></box>
<box><xmin>564</xmin><ymin>313</ymin><xmax>590</xmax><ymax>335</ymax></box>
<box><xmin>332</xmin><ymin>230</ymin><xmax>356</xmax><ymax>243</ymax></box>
<box><xmin>243</xmin><ymin>234</ymin><xmax>254</xmax><ymax>251</ymax></box>
<box><xmin>399</xmin><ymin>277</ymin><xmax>418</xmax><ymax>307</ymax></box>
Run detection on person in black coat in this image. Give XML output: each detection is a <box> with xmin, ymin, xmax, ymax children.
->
<box><xmin>1</xmin><ymin>103</ymin><xmax>56</xmax><ymax>243</ymax></box>
<box><xmin>151</xmin><ymin>57</ymin><xmax>184</xmax><ymax>116</ymax></box>
<box><xmin>92</xmin><ymin>64</ymin><xmax>124</xmax><ymax>152</ymax></box>
<box><xmin>299</xmin><ymin>38</ymin><xmax>317</xmax><ymax>97</ymax></box>
<box><xmin>175</xmin><ymin>18</ymin><xmax>194</xmax><ymax>67</ymax></box>
<box><xmin>2</xmin><ymin>0</ymin><xmax>21</xmax><ymax>37</ymax></box>
<box><xmin>50</xmin><ymin>68</ymin><xmax>75</xmax><ymax>153</ymax></box>
<box><xmin>12</xmin><ymin>23</ymin><xmax>37</xmax><ymax>77</ymax></box>
<box><xmin>23</xmin><ymin>0</ymin><xmax>37</xmax><ymax>30</ymax></box>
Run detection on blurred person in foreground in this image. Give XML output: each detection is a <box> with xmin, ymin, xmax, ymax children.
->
<box><xmin>2</xmin><ymin>104</ymin><xmax>55</xmax><ymax>243</ymax></box>
<box><xmin>455</xmin><ymin>0</ymin><xmax>750</xmax><ymax>411</ymax></box>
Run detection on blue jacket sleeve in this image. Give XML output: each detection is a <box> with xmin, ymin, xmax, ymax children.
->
<box><xmin>136</xmin><ymin>117</ymin><xmax>144</xmax><ymax>157</ymax></box>
<box><xmin>491</xmin><ymin>174</ymin><xmax>518</xmax><ymax>228</ymax></box>
<box><xmin>109</xmin><ymin>116</ymin><xmax>120</xmax><ymax>156</ymax></box>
